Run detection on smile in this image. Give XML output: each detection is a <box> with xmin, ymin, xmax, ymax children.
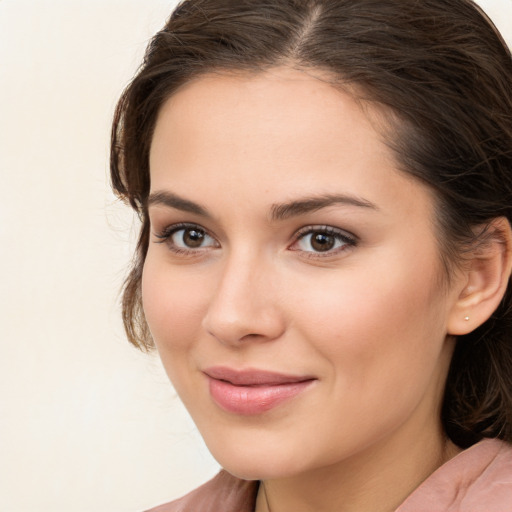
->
<box><xmin>203</xmin><ymin>367</ymin><xmax>316</xmax><ymax>415</ymax></box>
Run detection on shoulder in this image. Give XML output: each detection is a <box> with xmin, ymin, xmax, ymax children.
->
<box><xmin>144</xmin><ymin>471</ymin><xmax>259</xmax><ymax>512</ymax></box>
<box><xmin>397</xmin><ymin>438</ymin><xmax>512</xmax><ymax>512</ymax></box>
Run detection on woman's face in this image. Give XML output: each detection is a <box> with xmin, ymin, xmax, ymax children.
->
<box><xmin>143</xmin><ymin>68</ymin><xmax>463</xmax><ymax>480</ymax></box>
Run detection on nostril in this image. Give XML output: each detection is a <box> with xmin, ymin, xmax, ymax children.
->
<box><xmin>241</xmin><ymin>333</ymin><xmax>262</xmax><ymax>340</ymax></box>
<box><xmin>202</xmin><ymin>311</ymin><xmax>285</xmax><ymax>346</ymax></box>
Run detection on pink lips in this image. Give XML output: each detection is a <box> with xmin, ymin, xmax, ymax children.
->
<box><xmin>204</xmin><ymin>367</ymin><xmax>315</xmax><ymax>415</ymax></box>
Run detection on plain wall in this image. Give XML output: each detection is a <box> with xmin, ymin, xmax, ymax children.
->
<box><xmin>0</xmin><ymin>1</ymin><xmax>511</xmax><ymax>511</ymax></box>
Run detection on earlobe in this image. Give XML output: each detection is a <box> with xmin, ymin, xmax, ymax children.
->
<box><xmin>447</xmin><ymin>217</ymin><xmax>512</xmax><ymax>336</ymax></box>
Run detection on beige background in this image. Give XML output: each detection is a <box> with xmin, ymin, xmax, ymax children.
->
<box><xmin>0</xmin><ymin>1</ymin><xmax>511</xmax><ymax>510</ymax></box>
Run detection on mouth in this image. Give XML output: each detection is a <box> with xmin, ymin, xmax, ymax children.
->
<box><xmin>203</xmin><ymin>366</ymin><xmax>316</xmax><ymax>415</ymax></box>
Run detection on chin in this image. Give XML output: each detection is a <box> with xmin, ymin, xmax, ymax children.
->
<box><xmin>205</xmin><ymin>436</ymin><xmax>312</xmax><ymax>481</ymax></box>
<box><xmin>218</xmin><ymin>458</ymin><xmax>302</xmax><ymax>482</ymax></box>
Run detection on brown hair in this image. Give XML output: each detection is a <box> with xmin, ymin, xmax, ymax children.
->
<box><xmin>111</xmin><ymin>0</ymin><xmax>512</xmax><ymax>447</ymax></box>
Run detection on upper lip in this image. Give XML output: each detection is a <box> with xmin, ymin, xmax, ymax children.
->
<box><xmin>203</xmin><ymin>366</ymin><xmax>316</xmax><ymax>386</ymax></box>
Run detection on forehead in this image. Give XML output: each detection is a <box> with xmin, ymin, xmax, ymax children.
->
<box><xmin>148</xmin><ymin>67</ymin><xmax>431</xmax><ymax>223</ymax></box>
<box><xmin>151</xmin><ymin>68</ymin><xmax>391</xmax><ymax>174</ymax></box>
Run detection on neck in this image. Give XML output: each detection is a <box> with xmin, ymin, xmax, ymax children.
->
<box><xmin>255</xmin><ymin>424</ymin><xmax>461</xmax><ymax>512</ymax></box>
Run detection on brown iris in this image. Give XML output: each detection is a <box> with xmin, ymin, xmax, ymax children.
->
<box><xmin>182</xmin><ymin>228</ymin><xmax>206</xmax><ymax>248</ymax></box>
<box><xmin>310</xmin><ymin>232</ymin><xmax>335</xmax><ymax>252</ymax></box>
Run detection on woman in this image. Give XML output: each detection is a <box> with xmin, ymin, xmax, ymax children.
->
<box><xmin>111</xmin><ymin>0</ymin><xmax>512</xmax><ymax>510</ymax></box>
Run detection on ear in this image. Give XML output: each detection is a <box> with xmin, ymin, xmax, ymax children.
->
<box><xmin>448</xmin><ymin>217</ymin><xmax>512</xmax><ymax>336</ymax></box>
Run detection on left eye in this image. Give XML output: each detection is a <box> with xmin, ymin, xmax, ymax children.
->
<box><xmin>292</xmin><ymin>228</ymin><xmax>355</xmax><ymax>253</ymax></box>
<box><xmin>154</xmin><ymin>223</ymin><xmax>219</xmax><ymax>253</ymax></box>
<box><xmin>170</xmin><ymin>227</ymin><xmax>217</xmax><ymax>249</ymax></box>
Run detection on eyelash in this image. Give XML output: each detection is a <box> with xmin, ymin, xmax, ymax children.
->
<box><xmin>154</xmin><ymin>223</ymin><xmax>218</xmax><ymax>256</ymax></box>
<box><xmin>290</xmin><ymin>225</ymin><xmax>357</xmax><ymax>258</ymax></box>
<box><xmin>153</xmin><ymin>223</ymin><xmax>357</xmax><ymax>258</ymax></box>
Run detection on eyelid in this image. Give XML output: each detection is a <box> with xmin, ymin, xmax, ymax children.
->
<box><xmin>293</xmin><ymin>224</ymin><xmax>356</xmax><ymax>239</ymax></box>
<box><xmin>289</xmin><ymin>225</ymin><xmax>358</xmax><ymax>256</ymax></box>
<box><xmin>153</xmin><ymin>222</ymin><xmax>220</xmax><ymax>252</ymax></box>
<box><xmin>154</xmin><ymin>221</ymin><xmax>211</xmax><ymax>239</ymax></box>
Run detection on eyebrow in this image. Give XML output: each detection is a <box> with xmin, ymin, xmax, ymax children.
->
<box><xmin>270</xmin><ymin>193</ymin><xmax>378</xmax><ymax>221</ymax></box>
<box><xmin>147</xmin><ymin>190</ymin><xmax>378</xmax><ymax>220</ymax></box>
<box><xmin>147</xmin><ymin>191</ymin><xmax>211</xmax><ymax>217</ymax></box>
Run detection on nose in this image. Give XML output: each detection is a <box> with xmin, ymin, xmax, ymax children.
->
<box><xmin>201</xmin><ymin>253</ymin><xmax>286</xmax><ymax>346</ymax></box>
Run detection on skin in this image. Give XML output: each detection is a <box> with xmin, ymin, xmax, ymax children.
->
<box><xmin>143</xmin><ymin>68</ymin><xmax>467</xmax><ymax>512</ymax></box>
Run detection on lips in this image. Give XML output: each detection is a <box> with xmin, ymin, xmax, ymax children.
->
<box><xmin>203</xmin><ymin>366</ymin><xmax>316</xmax><ymax>415</ymax></box>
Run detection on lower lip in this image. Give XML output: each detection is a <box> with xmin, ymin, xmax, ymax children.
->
<box><xmin>207</xmin><ymin>377</ymin><xmax>314</xmax><ymax>415</ymax></box>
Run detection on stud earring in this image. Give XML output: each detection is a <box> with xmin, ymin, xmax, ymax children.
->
<box><xmin>464</xmin><ymin>316</ymin><xmax>470</xmax><ymax>321</ymax></box>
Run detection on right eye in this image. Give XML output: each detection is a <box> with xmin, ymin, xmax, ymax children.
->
<box><xmin>154</xmin><ymin>223</ymin><xmax>219</xmax><ymax>253</ymax></box>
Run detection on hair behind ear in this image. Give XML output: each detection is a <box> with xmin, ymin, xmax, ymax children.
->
<box><xmin>443</xmin><ymin>217</ymin><xmax>512</xmax><ymax>447</ymax></box>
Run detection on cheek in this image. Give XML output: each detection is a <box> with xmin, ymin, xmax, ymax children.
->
<box><xmin>286</xmin><ymin>265</ymin><xmax>451</xmax><ymax>455</ymax></box>
<box><xmin>289</xmin><ymin>252</ymin><xmax>448</xmax><ymax>384</ymax></box>
<box><xmin>141</xmin><ymin>256</ymin><xmax>210</xmax><ymax>352</ymax></box>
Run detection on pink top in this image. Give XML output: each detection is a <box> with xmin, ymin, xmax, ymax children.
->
<box><xmin>146</xmin><ymin>438</ymin><xmax>512</xmax><ymax>512</ymax></box>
